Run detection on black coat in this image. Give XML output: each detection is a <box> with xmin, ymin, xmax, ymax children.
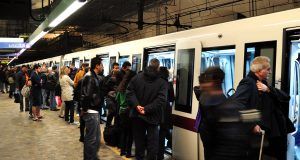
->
<box><xmin>126</xmin><ymin>67</ymin><xmax>168</xmax><ymax>125</ymax></box>
<box><xmin>80</xmin><ymin>70</ymin><xmax>103</xmax><ymax>112</ymax></box>
<box><xmin>15</xmin><ymin>71</ymin><xmax>28</xmax><ymax>90</ymax></box>
<box><xmin>30</xmin><ymin>71</ymin><xmax>42</xmax><ymax>106</ymax></box>
<box><xmin>233</xmin><ymin>72</ymin><xmax>292</xmax><ymax>137</ymax></box>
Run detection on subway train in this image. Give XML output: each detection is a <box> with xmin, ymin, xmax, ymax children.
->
<box><xmin>20</xmin><ymin>8</ymin><xmax>300</xmax><ymax>160</ymax></box>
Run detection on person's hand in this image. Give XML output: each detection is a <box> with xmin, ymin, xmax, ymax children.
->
<box><xmin>136</xmin><ymin>105</ymin><xmax>145</xmax><ymax>115</ymax></box>
<box><xmin>256</xmin><ymin>81</ymin><xmax>270</xmax><ymax>92</ymax></box>
<box><xmin>253</xmin><ymin>125</ymin><xmax>262</xmax><ymax>134</ymax></box>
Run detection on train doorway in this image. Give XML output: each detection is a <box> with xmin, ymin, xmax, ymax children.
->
<box><xmin>284</xmin><ymin>28</ymin><xmax>300</xmax><ymax>160</ymax></box>
<box><xmin>143</xmin><ymin>44</ymin><xmax>175</xmax><ymax>154</ymax></box>
<box><xmin>201</xmin><ymin>46</ymin><xmax>235</xmax><ymax>96</ymax></box>
<box><xmin>143</xmin><ymin>45</ymin><xmax>175</xmax><ymax>81</ymax></box>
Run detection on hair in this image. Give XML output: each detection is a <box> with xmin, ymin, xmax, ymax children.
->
<box><xmin>33</xmin><ymin>64</ymin><xmax>40</xmax><ymax>70</ymax></box>
<box><xmin>52</xmin><ymin>65</ymin><xmax>57</xmax><ymax>70</ymax></box>
<box><xmin>91</xmin><ymin>57</ymin><xmax>102</xmax><ymax>70</ymax></box>
<box><xmin>159</xmin><ymin>66</ymin><xmax>169</xmax><ymax>80</ymax></box>
<box><xmin>122</xmin><ymin>61</ymin><xmax>131</xmax><ymax>68</ymax></box>
<box><xmin>250</xmin><ymin>56</ymin><xmax>270</xmax><ymax>73</ymax></box>
<box><xmin>112</xmin><ymin>62</ymin><xmax>119</xmax><ymax>68</ymax></box>
<box><xmin>199</xmin><ymin>66</ymin><xmax>224</xmax><ymax>86</ymax></box>
<box><xmin>149</xmin><ymin>58</ymin><xmax>160</xmax><ymax>71</ymax></box>
<box><xmin>81</xmin><ymin>63</ymin><xmax>89</xmax><ymax>69</ymax></box>
<box><xmin>60</xmin><ymin>66</ymin><xmax>68</xmax><ymax>78</ymax></box>
<box><xmin>21</xmin><ymin>65</ymin><xmax>27</xmax><ymax>68</ymax></box>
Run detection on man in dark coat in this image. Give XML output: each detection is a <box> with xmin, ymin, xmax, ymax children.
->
<box><xmin>233</xmin><ymin>56</ymin><xmax>292</xmax><ymax>160</ymax></box>
<box><xmin>126</xmin><ymin>58</ymin><xmax>168</xmax><ymax>160</ymax></box>
<box><xmin>31</xmin><ymin>64</ymin><xmax>43</xmax><ymax>121</ymax></box>
<box><xmin>15</xmin><ymin>65</ymin><xmax>29</xmax><ymax>112</ymax></box>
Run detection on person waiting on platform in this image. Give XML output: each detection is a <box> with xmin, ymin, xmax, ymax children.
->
<box><xmin>30</xmin><ymin>64</ymin><xmax>43</xmax><ymax>121</ymax></box>
<box><xmin>80</xmin><ymin>57</ymin><xmax>104</xmax><ymax>160</ymax></box>
<box><xmin>126</xmin><ymin>58</ymin><xmax>168</xmax><ymax>160</ymax></box>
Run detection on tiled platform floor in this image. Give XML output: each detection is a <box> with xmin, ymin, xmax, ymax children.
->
<box><xmin>0</xmin><ymin>93</ymin><xmax>125</xmax><ymax>160</ymax></box>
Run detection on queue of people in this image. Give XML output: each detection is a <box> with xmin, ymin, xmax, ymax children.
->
<box><xmin>0</xmin><ymin>55</ymin><xmax>294</xmax><ymax>160</ymax></box>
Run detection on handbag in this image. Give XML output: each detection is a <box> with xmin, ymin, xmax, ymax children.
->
<box><xmin>55</xmin><ymin>96</ymin><xmax>62</xmax><ymax>107</ymax></box>
<box><xmin>21</xmin><ymin>85</ymin><xmax>30</xmax><ymax>98</ymax></box>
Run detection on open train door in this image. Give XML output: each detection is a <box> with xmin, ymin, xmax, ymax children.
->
<box><xmin>283</xmin><ymin>27</ymin><xmax>300</xmax><ymax>160</ymax></box>
<box><xmin>172</xmin><ymin>39</ymin><xmax>203</xmax><ymax>160</ymax></box>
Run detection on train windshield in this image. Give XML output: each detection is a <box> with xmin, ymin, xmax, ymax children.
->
<box><xmin>201</xmin><ymin>47</ymin><xmax>235</xmax><ymax>96</ymax></box>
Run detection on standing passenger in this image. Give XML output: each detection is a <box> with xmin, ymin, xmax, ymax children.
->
<box><xmin>15</xmin><ymin>65</ymin><xmax>29</xmax><ymax>112</ymax></box>
<box><xmin>31</xmin><ymin>64</ymin><xmax>43</xmax><ymax>121</ymax></box>
<box><xmin>59</xmin><ymin>66</ymin><xmax>75</xmax><ymax>124</ymax></box>
<box><xmin>233</xmin><ymin>56</ymin><xmax>293</xmax><ymax>160</ymax></box>
<box><xmin>126</xmin><ymin>58</ymin><xmax>168</xmax><ymax>160</ymax></box>
<box><xmin>81</xmin><ymin>57</ymin><xmax>103</xmax><ymax>160</ymax></box>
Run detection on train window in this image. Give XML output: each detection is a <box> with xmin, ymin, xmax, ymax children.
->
<box><xmin>244</xmin><ymin>41</ymin><xmax>276</xmax><ymax>86</ymax></box>
<box><xmin>144</xmin><ymin>45</ymin><xmax>175</xmax><ymax>81</ymax></box>
<box><xmin>119</xmin><ymin>55</ymin><xmax>130</xmax><ymax>67</ymax></box>
<box><xmin>96</xmin><ymin>54</ymin><xmax>109</xmax><ymax>76</ymax></box>
<box><xmin>132</xmin><ymin>54</ymin><xmax>141</xmax><ymax>73</ymax></box>
<box><xmin>175</xmin><ymin>48</ymin><xmax>195</xmax><ymax>113</ymax></box>
<box><xmin>201</xmin><ymin>46</ymin><xmax>235</xmax><ymax>96</ymax></box>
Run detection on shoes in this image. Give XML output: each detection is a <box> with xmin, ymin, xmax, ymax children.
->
<box><xmin>126</xmin><ymin>154</ymin><xmax>134</xmax><ymax>158</ymax></box>
<box><xmin>120</xmin><ymin>152</ymin><xmax>126</xmax><ymax>156</ymax></box>
<box><xmin>38</xmin><ymin>116</ymin><xmax>43</xmax><ymax>119</ymax></box>
<box><xmin>25</xmin><ymin>109</ymin><xmax>29</xmax><ymax>112</ymax></box>
<box><xmin>29</xmin><ymin>115</ymin><xmax>33</xmax><ymax>119</ymax></box>
<box><xmin>50</xmin><ymin>108</ymin><xmax>59</xmax><ymax>111</ymax></box>
<box><xmin>79</xmin><ymin>137</ymin><xmax>84</xmax><ymax>143</ymax></box>
<box><xmin>58</xmin><ymin>115</ymin><xmax>64</xmax><ymax>118</ymax></box>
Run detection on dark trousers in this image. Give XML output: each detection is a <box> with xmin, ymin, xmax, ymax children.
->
<box><xmin>64</xmin><ymin>101</ymin><xmax>74</xmax><ymax>123</ymax></box>
<box><xmin>83</xmin><ymin>113</ymin><xmax>100</xmax><ymax>160</ymax></box>
<box><xmin>132</xmin><ymin>118</ymin><xmax>159</xmax><ymax>160</ymax></box>
<box><xmin>80</xmin><ymin>115</ymin><xmax>86</xmax><ymax>139</ymax></box>
<box><xmin>120</xmin><ymin>112</ymin><xmax>133</xmax><ymax>155</ymax></box>
<box><xmin>106</xmin><ymin>111</ymin><xmax>117</xmax><ymax>127</ymax></box>
<box><xmin>264</xmin><ymin>136</ymin><xmax>287</xmax><ymax>160</ymax></box>
<box><xmin>200</xmin><ymin>131</ymin><xmax>215</xmax><ymax>160</ymax></box>
<box><xmin>158</xmin><ymin>124</ymin><xmax>171</xmax><ymax>160</ymax></box>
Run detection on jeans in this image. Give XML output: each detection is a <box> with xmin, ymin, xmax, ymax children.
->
<box><xmin>83</xmin><ymin>113</ymin><xmax>100</xmax><ymax>160</ymax></box>
<box><xmin>41</xmin><ymin>89</ymin><xmax>48</xmax><ymax>107</ymax></box>
<box><xmin>49</xmin><ymin>90</ymin><xmax>56</xmax><ymax>109</ymax></box>
<box><xmin>64</xmin><ymin>101</ymin><xmax>74</xmax><ymax>123</ymax></box>
<box><xmin>132</xmin><ymin>118</ymin><xmax>159</xmax><ymax>160</ymax></box>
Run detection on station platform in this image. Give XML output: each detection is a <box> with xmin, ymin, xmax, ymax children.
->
<box><xmin>0</xmin><ymin>93</ymin><xmax>129</xmax><ymax>160</ymax></box>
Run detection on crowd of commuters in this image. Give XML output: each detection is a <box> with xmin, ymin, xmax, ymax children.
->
<box><xmin>0</xmin><ymin>55</ymin><xmax>293</xmax><ymax>160</ymax></box>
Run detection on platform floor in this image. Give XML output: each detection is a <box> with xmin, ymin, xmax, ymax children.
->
<box><xmin>0</xmin><ymin>93</ymin><xmax>126</xmax><ymax>160</ymax></box>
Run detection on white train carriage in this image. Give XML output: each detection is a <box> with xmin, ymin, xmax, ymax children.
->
<box><xmin>19</xmin><ymin>8</ymin><xmax>300</xmax><ymax>160</ymax></box>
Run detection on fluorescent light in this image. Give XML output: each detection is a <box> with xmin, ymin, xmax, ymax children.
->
<box><xmin>0</xmin><ymin>38</ymin><xmax>24</xmax><ymax>42</ymax></box>
<box><xmin>29</xmin><ymin>31</ymin><xmax>48</xmax><ymax>45</ymax></box>
<box><xmin>49</xmin><ymin>0</ymin><xmax>87</xmax><ymax>28</ymax></box>
<box><xmin>19</xmin><ymin>49</ymin><xmax>26</xmax><ymax>54</ymax></box>
<box><xmin>8</xmin><ymin>57</ymin><xmax>17</xmax><ymax>65</ymax></box>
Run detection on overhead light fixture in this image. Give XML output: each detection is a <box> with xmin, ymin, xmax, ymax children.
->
<box><xmin>48</xmin><ymin>0</ymin><xmax>87</xmax><ymax>28</ymax></box>
<box><xmin>29</xmin><ymin>31</ymin><xmax>48</xmax><ymax>45</ymax></box>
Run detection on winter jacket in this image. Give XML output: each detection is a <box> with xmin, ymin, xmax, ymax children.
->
<box><xmin>15</xmin><ymin>71</ymin><xmax>29</xmax><ymax>90</ymax></box>
<box><xmin>80</xmin><ymin>70</ymin><xmax>103</xmax><ymax>112</ymax></box>
<box><xmin>59</xmin><ymin>75</ymin><xmax>74</xmax><ymax>101</ymax></box>
<box><xmin>126</xmin><ymin>67</ymin><xmax>168</xmax><ymax>125</ymax></box>
<box><xmin>74</xmin><ymin>69</ymin><xmax>85</xmax><ymax>88</ymax></box>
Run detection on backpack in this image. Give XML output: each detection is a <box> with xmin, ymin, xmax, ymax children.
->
<box><xmin>7</xmin><ymin>77</ymin><xmax>14</xmax><ymax>84</ymax></box>
<box><xmin>103</xmin><ymin>125</ymin><xmax>120</xmax><ymax>147</ymax></box>
<box><xmin>45</xmin><ymin>73</ymin><xmax>57</xmax><ymax>90</ymax></box>
<box><xmin>21</xmin><ymin>85</ymin><xmax>31</xmax><ymax>98</ymax></box>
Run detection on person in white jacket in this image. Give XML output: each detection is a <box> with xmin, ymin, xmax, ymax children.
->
<box><xmin>59</xmin><ymin>66</ymin><xmax>75</xmax><ymax>124</ymax></box>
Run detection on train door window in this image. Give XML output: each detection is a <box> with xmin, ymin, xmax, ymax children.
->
<box><xmin>132</xmin><ymin>54</ymin><xmax>141</xmax><ymax>73</ymax></box>
<box><xmin>244</xmin><ymin>41</ymin><xmax>276</xmax><ymax>86</ymax></box>
<box><xmin>119</xmin><ymin>55</ymin><xmax>130</xmax><ymax>67</ymax></box>
<box><xmin>96</xmin><ymin>54</ymin><xmax>109</xmax><ymax>76</ymax></box>
<box><xmin>72</xmin><ymin>58</ymin><xmax>80</xmax><ymax>69</ymax></box>
<box><xmin>201</xmin><ymin>46</ymin><xmax>235</xmax><ymax>96</ymax></box>
<box><xmin>144</xmin><ymin>45</ymin><xmax>175</xmax><ymax>81</ymax></box>
<box><xmin>175</xmin><ymin>49</ymin><xmax>195</xmax><ymax>113</ymax></box>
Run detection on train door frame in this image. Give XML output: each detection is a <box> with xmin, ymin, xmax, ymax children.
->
<box><xmin>244</xmin><ymin>41</ymin><xmax>277</xmax><ymax>86</ymax></box>
<box><xmin>282</xmin><ymin>27</ymin><xmax>300</xmax><ymax>160</ymax></box>
<box><xmin>172</xmin><ymin>39</ymin><xmax>202</xmax><ymax>160</ymax></box>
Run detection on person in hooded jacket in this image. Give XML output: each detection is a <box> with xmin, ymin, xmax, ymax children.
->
<box><xmin>126</xmin><ymin>58</ymin><xmax>168</xmax><ymax>160</ymax></box>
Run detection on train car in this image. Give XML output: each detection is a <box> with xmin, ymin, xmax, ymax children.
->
<box><xmin>18</xmin><ymin>8</ymin><xmax>300</xmax><ymax>160</ymax></box>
